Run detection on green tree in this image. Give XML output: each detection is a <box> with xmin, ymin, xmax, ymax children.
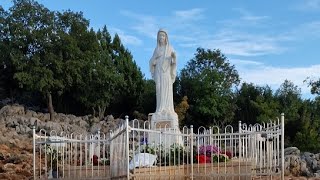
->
<box><xmin>109</xmin><ymin>34</ymin><xmax>144</xmax><ymax>117</ymax></box>
<box><xmin>0</xmin><ymin>6</ymin><xmax>13</xmax><ymax>99</ymax></box>
<box><xmin>179</xmin><ymin>48</ymin><xmax>240</xmax><ymax>128</ymax></box>
<box><xmin>275</xmin><ymin>80</ymin><xmax>302</xmax><ymax>121</ymax></box>
<box><xmin>7</xmin><ymin>0</ymin><xmax>61</xmax><ymax>119</ymax></box>
<box><xmin>139</xmin><ymin>79</ymin><xmax>156</xmax><ymax>116</ymax></box>
<box><xmin>251</xmin><ymin>86</ymin><xmax>280</xmax><ymax>123</ymax></box>
<box><xmin>234</xmin><ymin>83</ymin><xmax>262</xmax><ymax>125</ymax></box>
<box><xmin>293</xmin><ymin>96</ymin><xmax>320</xmax><ymax>151</ymax></box>
<box><xmin>76</xmin><ymin>51</ymin><xmax>123</xmax><ymax>119</ymax></box>
<box><xmin>306</xmin><ymin>78</ymin><xmax>320</xmax><ymax>95</ymax></box>
<box><xmin>294</xmin><ymin>118</ymin><xmax>320</xmax><ymax>152</ymax></box>
<box><xmin>275</xmin><ymin>80</ymin><xmax>303</xmax><ymax>145</ymax></box>
<box><xmin>5</xmin><ymin>1</ymin><xmax>96</xmax><ymax>119</ymax></box>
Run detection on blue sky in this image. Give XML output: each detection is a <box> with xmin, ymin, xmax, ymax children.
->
<box><xmin>2</xmin><ymin>0</ymin><xmax>320</xmax><ymax>99</ymax></box>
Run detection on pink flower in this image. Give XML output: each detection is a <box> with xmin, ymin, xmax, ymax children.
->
<box><xmin>198</xmin><ymin>145</ymin><xmax>220</xmax><ymax>155</ymax></box>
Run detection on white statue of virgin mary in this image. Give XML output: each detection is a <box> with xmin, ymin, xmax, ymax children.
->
<box><xmin>149</xmin><ymin>29</ymin><xmax>176</xmax><ymax>114</ymax></box>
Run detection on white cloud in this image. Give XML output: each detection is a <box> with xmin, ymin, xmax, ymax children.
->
<box><xmin>120</xmin><ymin>8</ymin><xmax>207</xmax><ymax>41</ymax></box>
<box><xmin>229</xmin><ymin>59</ymin><xmax>263</xmax><ymax>66</ymax></box>
<box><xmin>174</xmin><ymin>8</ymin><xmax>205</xmax><ymax>21</ymax></box>
<box><xmin>241</xmin><ymin>15</ymin><xmax>269</xmax><ymax>21</ymax></box>
<box><xmin>294</xmin><ymin>0</ymin><xmax>320</xmax><ymax>11</ymax></box>
<box><xmin>235</xmin><ymin>8</ymin><xmax>269</xmax><ymax>22</ymax></box>
<box><xmin>120</xmin><ymin>10</ymin><xmax>159</xmax><ymax>38</ymax></box>
<box><xmin>300</xmin><ymin>21</ymin><xmax>320</xmax><ymax>37</ymax></box>
<box><xmin>236</xmin><ymin>62</ymin><xmax>320</xmax><ymax>98</ymax></box>
<box><xmin>203</xmin><ymin>38</ymin><xmax>283</xmax><ymax>57</ymax></box>
<box><xmin>179</xmin><ymin>30</ymin><xmax>287</xmax><ymax>56</ymax></box>
<box><xmin>109</xmin><ymin>27</ymin><xmax>142</xmax><ymax>46</ymax></box>
<box><xmin>219</xmin><ymin>8</ymin><xmax>270</xmax><ymax>28</ymax></box>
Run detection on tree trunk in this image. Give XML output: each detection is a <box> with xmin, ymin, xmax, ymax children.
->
<box><xmin>92</xmin><ymin>107</ymin><xmax>96</xmax><ymax>117</ymax></box>
<box><xmin>98</xmin><ymin>105</ymin><xmax>106</xmax><ymax>120</ymax></box>
<box><xmin>47</xmin><ymin>92</ymin><xmax>54</xmax><ymax>121</ymax></box>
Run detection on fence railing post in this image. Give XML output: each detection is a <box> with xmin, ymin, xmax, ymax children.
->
<box><xmin>32</xmin><ymin>125</ymin><xmax>36</xmax><ymax>180</ymax></box>
<box><xmin>281</xmin><ymin>113</ymin><xmax>285</xmax><ymax>180</ymax></box>
<box><xmin>238</xmin><ymin>121</ymin><xmax>242</xmax><ymax>176</ymax></box>
<box><xmin>238</xmin><ymin>121</ymin><xmax>242</xmax><ymax>159</ymax></box>
<box><xmin>125</xmin><ymin>115</ymin><xmax>130</xmax><ymax>180</ymax></box>
<box><xmin>190</xmin><ymin>125</ymin><xmax>194</xmax><ymax>180</ymax></box>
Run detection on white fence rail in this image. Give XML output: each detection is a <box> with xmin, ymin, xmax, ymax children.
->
<box><xmin>33</xmin><ymin>114</ymin><xmax>285</xmax><ymax>179</ymax></box>
<box><xmin>32</xmin><ymin>129</ymin><xmax>110</xmax><ymax>179</ymax></box>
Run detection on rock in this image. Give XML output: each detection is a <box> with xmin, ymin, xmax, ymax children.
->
<box><xmin>308</xmin><ymin>178</ymin><xmax>320</xmax><ymax>180</ymax></box>
<box><xmin>285</xmin><ymin>147</ymin><xmax>300</xmax><ymax>156</ymax></box>
<box><xmin>2</xmin><ymin>163</ymin><xmax>16</xmax><ymax>172</ymax></box>
<box><xmin>300</xmin><ymin>160</ymin><xmax>309</xmax><ymax>176</ymax></box>
<box><xmin>314</xmin><ymin>172</ymin><xmax>320</xmax><ymax>177</ymax></box>
<box><xmin>312</xmin><ymin>159</ymin><xmax>319</xmax><ymax>171</ymax></box>
<box><xmin>82</xmin><ymin>115</ymin><xmax>89</xmax><ymax>122</ymax></box>
<box><xmin>25</xmin><ymin>109</ymin><xmax>37</xmax><ymax>117</ymax></box>
<box><xmin>29</xmin><ymin>117</ymin><xmax>39</xmax><ymax>127</ymax></box>
<box><xmin>37</xmin><ymin>112</ymin><xmax>50</xmax><ymax>122</ymax></box>
<box><xmin>90</xmin><ymin>123</ymin><xmax>101</xmax><ymax>134</ymax></box>
<box><xmin>15</xmin><ymin>125</ymin><xmax>20</xmax><ymax>133</ymax></box>
<box><xmin>5</xmin><ymin>116</ymin><xmax>18</xmax><ymax>128</ymax></box>
<box><xmin>0</xmin><ymin>152</ymin><xmax>4</xmax><ymax>160</ymax></box>
<box><xmin>106</xmin><ymin>115</ymin><xmax>114</xmax><ymax>122</ymax></box>
<box><xmin>92</xmin><ymin>117</ymin><xmax>100</xmax><ymax>123</ymax></box>
<box><xmin>0</xmin><ymin>105</ymin><xmax>25</xmax><ymax>117</ymax></box>
<box><xmin>4</xmin><ymin>155</ymin><xmax>22</xmax><ymax>164</ymax></box>
<box><xmin>0</xmin><ymin>116</ymin><xmax>5</xmax><ymax>125</ymax></box>
<box><xmin>285</xmin><ymin>155</ymin><xmax>302</xmax><ymax>176</ymax></box>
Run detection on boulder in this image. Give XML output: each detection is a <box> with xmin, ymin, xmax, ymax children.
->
<box><xmin>0</xmin><ymin>105</ymin><xmax>25</xmax><ymax>117</ymax></box>
<box><xmin>285</xmin><ymin>147</ymin><xmax>300</xmax><ymax>156</ymax></box>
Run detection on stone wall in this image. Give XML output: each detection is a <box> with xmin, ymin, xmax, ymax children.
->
<box><xmin>284</xmin><ymin>147</ymin><xmax>320</xmax><ymax>178</ymax></box>
<box><xmin>0</xmin><ymin>104</ymin><xmax>126</xmax><ymax>143</ymax></box>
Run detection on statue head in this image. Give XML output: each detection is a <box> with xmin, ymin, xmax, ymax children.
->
<box><xmin>157</xmin><ymin>29</ymin><xmax>168</xmax><ymax>46</ymax></box>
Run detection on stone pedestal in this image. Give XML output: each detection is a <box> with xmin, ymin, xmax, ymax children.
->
<box><xmin>150</xmin><ymin>111</ymin><xmax>179</xmax><ymax>129</ymax></box>
<box><xmin>148</xmin><ymin>111</ymin><xmax>183</xmax><ymax>148</ymax></box>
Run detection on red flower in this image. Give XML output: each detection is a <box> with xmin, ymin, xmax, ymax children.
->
<box><xmin>92</xmin><ymin>155</ymin><xmax>99</xmax><ymax>166</ymax></box>
<box><xmin>222</xmin><ymin>150</ymin><xmax>233</xmax><ymax>159</ymax></box>
<box><xmin>196</xmin><ymin>155</ymin><xmax>211</xmax><ymax>163</ymax></box>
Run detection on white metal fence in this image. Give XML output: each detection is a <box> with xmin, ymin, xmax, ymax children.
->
<box><xmin>33</xmin><ymin>114</ymin><xmax>284</xmax><ymax>179</ymax></box>
<box><xmin>32</xmin><ymin>129</ymin><xmax>110</xmax><ymax>179</ymax></box>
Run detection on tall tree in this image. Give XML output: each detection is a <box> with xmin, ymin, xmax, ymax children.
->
<box><xmin>140</xmin><ymin>79</ymin><xmax>156</xmax><ymax>115</ymax></box>
<box><xmin>7</xmin><ymin>0</ymin><xmax>60</xmax><ymax>119</ymax></box>
<box><xmin>275</xmin><ymin>80</ymin><xmax>302</xmax><ymax>121</ymax></box>
<box><xmin>74</xmin><ymin>27</ymin><xmax>125</xmax><ymax>118</ymax></box>
<box><xmin>179</xmin><ymin>48</ymin><xmax>240</xmax><ymax>128</ymax></box>
<box><xmin>109</xmin><ymin>34</ymin><xmax>144</xmax><ymax>117</ymax></box>
<box><xmin>275</xmin><ymin>80</ymin><xmax>303</xmax><ymax>145</ymax></box>
<box><xmin>0</xmin><ymin>6</ymin><xmax>13</xmax><ymax>100</ymax></box>
<box><xmin>251</xmin><ymin>85</ymin><xmax>280</xmax><ymax>123</ymax></box>
<box><xmin>234</xmin><ymin>83</ymin><xmax>262</xmax><ymax>125</ymax></box>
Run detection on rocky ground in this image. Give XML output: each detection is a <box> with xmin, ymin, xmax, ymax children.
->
<box><xmin>0</xmin><ymin>144</ymin><xmax>33</xmax><ymax>180</ymax></box>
